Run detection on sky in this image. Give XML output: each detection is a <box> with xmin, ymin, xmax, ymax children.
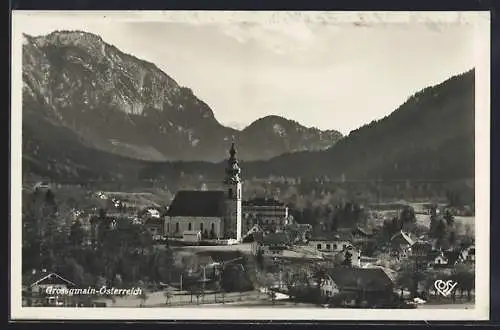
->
<box><xmin>15</xmin><ymin>12</ymin><xmax>477</xmax><ymax>135</ymax></box>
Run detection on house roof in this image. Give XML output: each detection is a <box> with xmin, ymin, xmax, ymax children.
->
<box><xmin>352</xmin><ymin>226</ymin><xmax>373</xmax><ymax>237</ymax></box>
<box><xmin>243</xmin><ymin>198</ymin><xmax>286</xmax><ymax>207</ymax></box>
<box><xmin>24</xmin><ymin>271</ymin><xmax>77</xmax><ymax>287</ymax></box>
<box><xmin>311</xmin><ymin>231</ymin><xmax>352</xmax><ymax>242</ymax></box>
<box><xmin>285</xmin><ymin>223</ymin><xmax>312</xmax><ymax>232</ymax></box>
<box><xmin>166</xmin><ymin>190</ymin><xmax>226</xmax><ymax>218</ymax></box>
<box><xmin>390</xmin><ymin>230</ymin><xmax>414</xmax><ymax>246</ymax></box>
<box><xmin>443</xmin><ymin>250</ymin><xmax>462</xmax><ymax>264</ymax></box>
<box><xmin>412</xmin><ymin>241</ymin><xmax>434</xmax><ymax>254</ymax></box>
<box><xmin>195</xmin><ymin>250</ymin><xmax>245</xmax><ymax>264</ymax></box>
<box><xmin>326</xmin><ymin>267</ymin><xmax>393</xmax><ymax>291</ymax></box>
<box><xmin>263</xmin><ymin>232</ymin><xmax>290</xmax><ymax>246</ymax></box>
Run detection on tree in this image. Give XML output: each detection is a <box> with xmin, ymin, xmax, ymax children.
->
<box><xmin>400</xmin><ymin>206</ymin><xmax>417</xmax><ymax>232</ymax></box>
<box><xmin>60</xmin><ymin>257</ymin><xmax>86</xmax><ymax>287</ymax></box>
<box><xmin>342</xmin><ymin>250</ymin><xmax>353</xmax><ymax>266</ymax></box>
<box><xmin>433</xmin><ymin>219</ymin><xmax>447</xmax><ymax>249</ymax></box>
<box><xmin>444</xmin><ymin>209</ymin><xmax>455</xmax><ymax>226</ymax></box>
<box><xmin>138</xmin><ymin>289</ymin><xmax>148</xmax><ymax>307</ymax></box>
<box><xmin>396</xmin><ymin>260</ymin><xmax>427</xmax><ymax>299</ymax></box>
<box><xmin>256</xmin><ymin>248</ymin><xmax>264</xmax><ymax>270</ymax></box>
<box><xmin>113</xmin><ymin>274</ymin><xmax>123</xmax><ymax>287</ymax></box>
<box><xmin>333</xmin><ymin>251</ymin><xmax>345</xmax><ymax>266</ymax></box>
<box><xmin>69</xmin><ymin>220</ymin><xmax>85</xmax><ymax>247</ymax></box>
<box><xmin>448</xmin><ymin>230</ymin><xmax>457</xmax><ymax>248</ymax></box>
<box><xmin>164</xmin><ymin>288</ymin><xmax>173</xmax><ymax>305</ymax></box>
<box><xmin>220</xmin><ymin>264</ymin><xmax>252</xmax><ymax>292</ymax></box>
<box><xmin>429</xmin><ymin>204</ymin><xmax>439</xmax><ymax>235</ymax></box>
<box><xmin>269</xmin><ymin>290</ymin><xmax>277</xmax><ymax>304</ymax></box>
<box><xmin>462</xmin><ymin>224</ymin><xmax>474</xmax><ymax>245</ymax></box>
<box><xmin>452</xmin><ymin>264</ymin><xmax>475</xmax><ymax>301</ymax></box>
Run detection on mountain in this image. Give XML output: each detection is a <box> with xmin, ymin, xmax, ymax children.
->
<box><xmin>22</xmin><ymin>30</ymin><xmax>342</xmax><ymax>163</ymax></box>
<box><xmin>21</xmin><ymin>30</ymin><xmax>475</xmax><ymax>186</ymax></box>
<box><xmin>238</xmin><ymin>115</ymin><xmax>343</xmax><ymax>160</ymax></box>
<box><xmin>244</xmin><ymin>69</ymin><xmax>475</xmax><ymax>182</ymax></box>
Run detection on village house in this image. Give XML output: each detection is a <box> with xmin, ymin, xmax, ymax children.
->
<box><xmin>260</xmin><ymin>232</ymin><xmax>291</xmax><ymax>256</ymax></box>
<box><xmin>190</xmin><ymin>250</ymin><xmax>247</xmax><ymax>287</ymax></box>
<box><xmin>284</xmin><ymin>223</ymin><xmax>312</xmax><ymax>244</ymax></box>
<box><xmin>411</xmin><ymin>241</ymin><xmax>434</xmax><ymax>258</ymax></box>
<box><xmin>22</xmin><ymin>269</ymin><xmax>76</xmax><ymax>307</ymax></box>
<box><xmin>241</xmin><ymin>224</ymin><xmax>264</xmax><ymax>243</ymax></box>
<box><xmin>351</xmin><ymin>226</ymin><xmax>374</xmax><ymax>243</ymax></box>
<box><xmin>241</xmin><ymin>224</ymin><xmax>265</xmax><ymax>245</ymax></box>
<box><xmin>320</xmin><ymin>267</ymin><xmax>395</xmax><ymax>307</ymax></box>
<box><xmin>308</xmin><ymin>233</ymin><xmax>353</xmax><ymax>254</ymax></box>
<box><xmin>305</xmin><ymin>233</ymin><xmax>361</xmax><ymax>267</ymax></box>
<box><xmin>242</xmin><ymin>197</ymin><xmax>291</xmax><ymax>233</ymax></box>
<box><xmin>390</xmin><ymin>230</ymin><xmax>415</xmax><ymax>259</ymax></box>
<box><xmin>421</xmin><ymin>248</ymin><xmax>461</xmax><ymax>269</ymax></box>
<box><xmin>460</xmin><ymin>244</ymin><xmax>475</xmax><ymax>263</ymax></box>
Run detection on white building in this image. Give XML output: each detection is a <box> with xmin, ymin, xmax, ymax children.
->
<box><xmin>163</xmin><ymin>143</ymin><xmax>243</xmax><ymax>241</ymax></box>
<box><xmin>242</xmin><ymin>197</ymin><xmax>289</xmax><ymax>232</ymax></box>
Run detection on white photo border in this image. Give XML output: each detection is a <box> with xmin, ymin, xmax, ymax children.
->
<box><xmin>10</xmin><ymin>10</ymin><xmax>491</xmax><ymax>321</ymax></box>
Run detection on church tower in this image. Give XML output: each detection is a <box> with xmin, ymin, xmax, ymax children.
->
<box><xmin>223</xmin><ymin>142</ymin><xmax>242</xmax><ymax>242</ymax></box>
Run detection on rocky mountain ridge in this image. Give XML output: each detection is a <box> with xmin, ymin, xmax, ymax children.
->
<box><xmin>22</xmin><ymin>30</ymin><xmax>343</xmax><ymax>163</ymax></box>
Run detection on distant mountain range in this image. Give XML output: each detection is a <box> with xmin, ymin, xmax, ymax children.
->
<box><xmin>21</xmin><ymin>31</ymin><xmax>475</xmax><ymax>187</ymax></box>
<box><xmin>22</xmin><ymin>30</ymin><xmax>342</xmax><ymax>164</ymax></box>
<box><xmin>135</xmin><ymin>69</ymin><xmax>475</xmax><ymax>186</ymax></box>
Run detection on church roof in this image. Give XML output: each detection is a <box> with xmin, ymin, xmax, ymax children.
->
<box><xmin>243</xmin><ymin>198</ymin><xmax>285</xmax><ymax>207</ymax></box>
<box><xmin>166</xmin><ymin>190</ymin><xmax>226</xmax><ymax>218</ymax></box>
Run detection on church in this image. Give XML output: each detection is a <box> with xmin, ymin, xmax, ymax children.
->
<box><xmin>163</xmin><ymin>143</ymin><xmax>243</xmax><ymax>241</ymax></box>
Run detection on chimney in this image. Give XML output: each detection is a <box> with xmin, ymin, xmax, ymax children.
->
<box><xmin>42</xmin><ymin>269</ymin><xmax>47</xmax><ymax>273</ymax></box>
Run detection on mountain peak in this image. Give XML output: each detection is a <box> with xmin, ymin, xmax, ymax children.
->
<box><xmin>22</xmin><ymin>30</ymin><xmax>343</xmax><ymax>165</ymax></box>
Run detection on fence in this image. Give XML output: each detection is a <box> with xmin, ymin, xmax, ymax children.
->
<box><xmin>158</xmin><ymin>291</ymin><xmax>264</xmax><ymax>307</ymax></box>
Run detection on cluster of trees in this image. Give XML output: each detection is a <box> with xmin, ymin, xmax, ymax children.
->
<box><xmin>379</xmin><ymin>206</ymin><xmax>418</xmax><ymax>240</ymax></box>
<box><xmin>289</xmin><ymin>200</ymin><xmax>369</xmax><ymax>232</ymax></box>
<box><xmin>22</xmin><ymin>188</ymin><xmax>175</xmax><ymax>288</ymax></box>
<box><xmin>429</xmin><ymin>206</ymin><xmax>473</xmax><ymax>250</ymax></box>
<box><xmin>396</xmin><ymin>259</ymin><xmax>475</xmax><ymax>302</ymax></box>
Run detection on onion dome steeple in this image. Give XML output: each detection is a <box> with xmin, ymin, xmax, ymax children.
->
<box><xmin>224</xmin><ymin>142</ymin><xmax>241</xmax><ymax>184</ymax></box>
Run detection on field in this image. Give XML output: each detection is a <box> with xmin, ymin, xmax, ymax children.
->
<box><xmin>415</xmin><ymin>214</ymin><xmax>475</xmax><ymax>235</ymax></box>
<box><xmin>97</xmin><ymin>191</ymin><xmax>166</xmax><ymax>208</ymax></box>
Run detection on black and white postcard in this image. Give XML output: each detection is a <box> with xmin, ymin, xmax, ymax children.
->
<box><xmin>10</xmin><ymin>11</ymin><xmax>491</xmax><ymax>320</ymax></box>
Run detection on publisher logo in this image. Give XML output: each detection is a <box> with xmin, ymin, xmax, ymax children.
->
<box><xmin>434</xmin><ymin>280</ymin><xmax>458</xmax><ymax>297</ymax></box>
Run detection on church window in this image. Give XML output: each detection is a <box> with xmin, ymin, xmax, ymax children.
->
<box><xmin>200</xmin><ymin>223</ymin><xmax>204</xmax><ymax>231</ymax></box>
<box><xmin>167</xmin><ymin>223</ymin><xmax>170</xmax><ymax>232</ymax></box>
<box><xmin>188</xmin><ymin>223</ymin><xmax>192</xmax><ymax>231</ymax></box>
<box><xmin>237</xmin><ymin>188</ymin><xmax>241</xmax><ymax>199</ymax></box>
<box><xmin>175</xmin><ymin>222</ymin><xmax>179</xmax><ymax>233</ymax></box>
<box><xmin>211</xmin><ymin>223</ymin><xmax>215</xmax><ymax>231</ymax></box>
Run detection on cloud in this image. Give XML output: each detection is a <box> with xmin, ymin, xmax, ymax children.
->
<box><xmin>221</xmin><ymin>21</ymin><xmax>320</xmax><ymax>55</ymax></box>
